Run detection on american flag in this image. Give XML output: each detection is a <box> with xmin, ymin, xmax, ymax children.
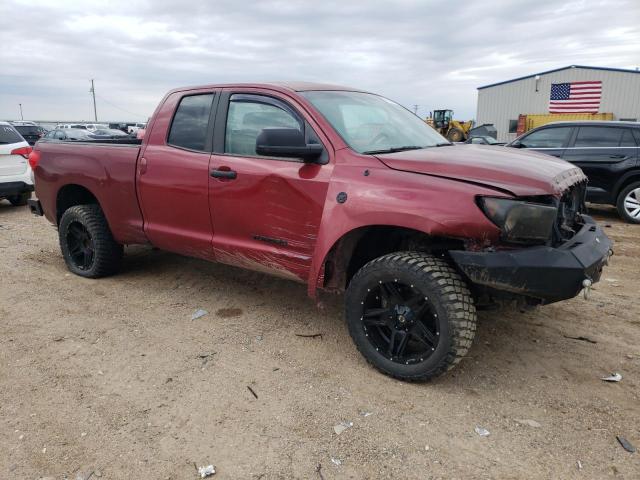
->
<box><xmin>549</xmin><ymin>81</ymin><xmax>602</xmax><ymax>113</ymax></box>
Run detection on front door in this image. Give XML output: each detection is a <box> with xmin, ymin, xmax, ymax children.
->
<box><xmin>137</xmin><ymin>90</ymin><xmax>217</xmax><ymax>259</ymax></box>
<box><xmin>208</xmin><ymin>90</ymin><xmax>332</xmax><ymax>282</ymax></box>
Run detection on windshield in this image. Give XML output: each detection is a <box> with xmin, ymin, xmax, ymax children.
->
<box><xmin>300</xmin><ymin>91</ymin><xmax>449</xmax><ymax>153</ymax></box>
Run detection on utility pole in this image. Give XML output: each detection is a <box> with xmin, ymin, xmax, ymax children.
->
<box><xmin>19</xmin><ymin>103</ymin><xmax>23</xmax><ymax>120</ymax></box>
<box><xmin>413</xmin><ymin>104</ymin><xmax>419</xmax><ymax>115</ymax></box>
<box><xmin>89</xmin><ymin>79</ymin><xmax>97</xmax><ymax>121</ymax></box>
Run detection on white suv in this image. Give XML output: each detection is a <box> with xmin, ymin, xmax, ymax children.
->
<box><xmin>0</xmin><ymin>122</ymin><xmax>33</xmax><ymax>206</ymax></box>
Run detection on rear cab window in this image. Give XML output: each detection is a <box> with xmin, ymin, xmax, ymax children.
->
<box><xmin>0</xmin><ymin>125</ymin><xmax>24</xmax><ymax>144</ymax></box>
<box><xmin>167</xmin><ymin>93</ymin><xmax>215</xmax><ymax>151</ymax></box>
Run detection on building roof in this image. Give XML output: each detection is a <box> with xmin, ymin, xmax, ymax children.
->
<box><xmin>477</xmin><ymin>65</ymin><xmax>640</xmax><ymax>90</ymax></box>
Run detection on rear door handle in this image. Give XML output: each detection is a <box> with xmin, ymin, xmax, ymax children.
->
<box><xmin>609</xmin><ymin>154</ymin><xmax>627</xmax><ymax>159</ymax></box>
<box><xmin>210</xmin><ymin>169</ymin><xmax>237</xmax><ymax>179</ymax></box>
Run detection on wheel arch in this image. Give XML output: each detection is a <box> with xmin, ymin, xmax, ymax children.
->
<box><xmin>613</xmin><ymin>170</ymin><xmax>640</xmax><ymax>200</ymax></box>
<box><xmin>315</xmin><ymin>224</ymin><xmax>465</xmax><ymax>294</ymax></box>
<box><xmin>55</xmin><ymin>184</ymin><xmax>100</xmax><ymax>225</ymax></box>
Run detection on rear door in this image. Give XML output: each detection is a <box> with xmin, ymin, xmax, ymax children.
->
<box><xmin>137</xmin><ymin>89</ymin><xmax>218</xmax><ymax>259</ymax></box>
<box><xmin>514</xmin><ymin>125</ymin><xmax>573</xmax><ymax>158</ymax></box>
<box><xmin>207</xmin><ymin>89</ymin><xmax>333</xmax><ymax>282</ymax></box>
<box><xmin>562</xmin><ymin>126</ymin><xmax>639</xmax><ymax>203</ymax></box>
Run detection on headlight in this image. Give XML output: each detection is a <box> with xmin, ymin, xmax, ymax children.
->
<box><xmin>478</xmin><ymin>197</ymin><xmax>557</xmax><ymax>243</ymax></box>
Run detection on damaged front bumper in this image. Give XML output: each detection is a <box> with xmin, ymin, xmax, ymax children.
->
<box><xmin>449</xmin><ymin>215</ymin><xmax>612</xmax><ymax>305</ymax></box>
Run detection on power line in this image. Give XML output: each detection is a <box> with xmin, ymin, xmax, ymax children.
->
<box><xmin>93</xmin><ymin>93</ymin><xmax>148</xmax><ymax>119</ymax></box>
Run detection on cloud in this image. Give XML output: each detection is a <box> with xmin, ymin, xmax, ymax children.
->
<box><xmin>0</xmin><ymin>0</ymin><xmax>638</xmax><ymax>121</ymax></box>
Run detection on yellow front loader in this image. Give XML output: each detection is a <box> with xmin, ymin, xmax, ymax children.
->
<box><xmin>427</xmin><ymin>109</ymin><xmax>473</xmax><ymax>142</ymax></box>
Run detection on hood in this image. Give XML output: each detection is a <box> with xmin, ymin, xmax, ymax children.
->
<box><xmin>375</xmin><ymin>145</ymin><xmax>587</xmax><ymax>197</ymax></box>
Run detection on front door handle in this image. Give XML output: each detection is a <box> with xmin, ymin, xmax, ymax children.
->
<box><xmin>609</xmin><ymin>154</ymin><xmax>627</xmax><ymax>159</ymax></box>
<box><xmin>210</xmin><ymin>169</ymin><xmax>237</xmax><ymax>179</ymax></box>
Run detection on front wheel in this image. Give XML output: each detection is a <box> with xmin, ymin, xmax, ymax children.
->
<box><xmin>616</xmin><ymin>181</ymin><xmax>640</xmax><ymax>224</ymax></box>
<box><xmin>345</xmin><ymin>252</ymin><xmax>477</xmax><ymax>381</ymax></box>
<box><xmin>59</xmin><ymin>204</ymin><xmax>123</xmax><ymax>278</ymax></box>
<box><xmin>447</xmin><ymin>128</ymin><xmax>464</xmax><ymax>142</ymax></box>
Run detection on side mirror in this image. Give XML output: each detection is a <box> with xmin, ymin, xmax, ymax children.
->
<box><xmin>256</xmin><ymin>128</ymin><xmax>323</xmax><ymax>162</ymax></box>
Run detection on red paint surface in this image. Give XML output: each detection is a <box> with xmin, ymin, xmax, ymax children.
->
<box><xmin>33</xmin><ymin>83</ymin><xmax>583</xmax><ymax>297</ymax></box>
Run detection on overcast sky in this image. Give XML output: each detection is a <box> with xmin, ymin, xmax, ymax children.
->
<box><xmin>1</xmin><ymin>0</ymin><xmax>638</xmax><ymax>122</ymax></box>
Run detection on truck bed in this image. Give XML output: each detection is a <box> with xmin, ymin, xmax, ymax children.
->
<box><xmin>34</xmin><ymin>139</ymin><xmax>147</xmax><ymax>245</ymax></box>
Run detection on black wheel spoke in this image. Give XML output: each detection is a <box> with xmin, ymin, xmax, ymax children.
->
<box><xmin>363</xmin><ymin>307</ymin><xmax>390</xmax><ymax>327</ymax></box>
<box><xmin>388</xmin><ymin>330</ymin><xmax>409</xmax><ymax>357</ymax></box>
<box><xmin>411</xmin><ymin>320</ymin><xmax>437</xmax><ymax>347</ymax></box>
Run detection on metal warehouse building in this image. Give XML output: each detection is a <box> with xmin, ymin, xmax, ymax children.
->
<box><xmin>476</xmin><ymin>65</ymin><xmax>640</xmax><ymax>142</ymax></box>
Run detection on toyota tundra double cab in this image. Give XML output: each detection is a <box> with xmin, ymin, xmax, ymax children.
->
<box><xmin>28</xmin><ymin>82</ymin><xmax>612</xmax><ymax>381</ymax></box>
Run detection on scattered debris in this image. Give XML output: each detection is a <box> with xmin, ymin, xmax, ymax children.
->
<box><xmin>247</xmin><ymin>386</ymin><xmax>258</xmax><ymax>399</ymax></box>
<box><xmin>197</xmin><ymin>464</ymin><xmax>216</xmax><ymax>477</ymax></box>
<box><xmin>577</xmin><ymin>460</ymin><xmax>583</xmax><ymax>470</ymax></box>
<box><xmin>42</xmin><ymin>447</ymin><xmax>47</xmax><ymax>453</ymax></box>
<box><xmin>563</xmin><ymin>335</ymin><xmax>597</xmax><ymax>344</ymax></box>
<box><xmin>604</xmin><ymin>224</ymin><xmax>612</xmax><ymax>228</ymax></box>
<box><xmin>53</xmin><ymin>336</ymin><xmax>65</xmax><ymax>342</ymax></box>
<box><xmin>215</xmin><ymin>307</ymin><xmax>243</xmax><ymax>318</ymax></box>
<box><xmin>616</xmin><ymin>436</ymin><xmax>636</xmax><ymax>453</ymax></box>
<box><xmin>333</xmin><ymin>421</ymin><xmax>353</xmax><ymax>435</ymax></box>
<box><xmin>191</xmin><ymin>309</ymin><xmax>208</xmax><ymax>320</ymax></box>
<box><xmin>315</xmin><ymin>463</ymin><xmax>325</xmax><ymax>480</ymax></box>
<box><xmin>330</xmin><ymin>458</ymin><xmax>342</xmax><ymax>466</ymax></box>
<box><xmin>515</xmin><ymin>419</ymin><xmax>542</xmax><ymax>428</ymax></box>
<box><xmin>474</xmin><ymin>426</ymin><xmax>490</xmax><ymax>437</ymax></box>
<box><xmin>255</xmin><ymin>335</ymin><xmax>263</xmax><ymax>341</ymax></box>
<box><xmin>295</xmin><ymin>333</ymin><xmax>323</xmax><ymax>339</ymax></box>
<box><xmin>425</xmin><ymin>445</ymin><xmax>430</xmax><ymax>451</ymax></box>
<box><xmin>601</xmin><ymin>373</ymin><xmax>622</xmax><ymax>382</ymax></box>
<box><xmin>272</xmin><ymin>367</ymin><xmax>280</xmax><ymax>371</ymax></box>
<box><xmin>197</xmin><ymin>353</ymin><xmax>215</xmax><ymax>367</ymax></box>
<box><xmin>360</xmin><ymin>411</ymin><xmax>373</xmax><ymax>417</ymax></box>
<box><xmin>75</xmin><ymin>470</ymin><xmax>94</xmax><ymax>480</ymax></box>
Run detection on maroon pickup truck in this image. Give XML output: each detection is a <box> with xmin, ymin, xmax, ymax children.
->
<box><xmin>28</xmin><ymin>82</ymin><xmax>612</xmax><ymax>381</ymax></box>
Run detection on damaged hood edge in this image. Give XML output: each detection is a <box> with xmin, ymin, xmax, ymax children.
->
<box><xmin>374</xmin><ymin>145</ymin><xmax>588</xmax><ymax>197</ymax></box>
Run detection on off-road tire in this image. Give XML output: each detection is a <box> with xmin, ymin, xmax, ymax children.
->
<box><xmin>8</xmin><ymin>192</ymin><xmax>31</xmax><ymax>206</ymax></box>
<box><xmin>447</xmin><ymin>128</ymin><xmax>464</xmax><ymax>142</ymax></box>
<box><xmin>59</xmin><ymin>204</ymin><xmax>123</xmax><ymax>278</ymax></box>
<box><xmin>616</xmin><ymin>181</ymin><xmax>640</xmax><ymax>224</ymax></box>
<box><xmin>345</xmin><ymin>252</ymin><xmax>477</xmax><ymax>381</ymax></box>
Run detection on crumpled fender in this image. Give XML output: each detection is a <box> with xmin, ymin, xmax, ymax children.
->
<box><xmin>306</xmin><ymin>163</ymin><xmax>505</xmax><ymax>297</ymax></box>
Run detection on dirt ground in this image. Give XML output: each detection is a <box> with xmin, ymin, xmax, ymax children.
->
<box><xmin>1</xmin><ymin>201</ymin><xmax>639</xmax><ymax>480</ymax></box>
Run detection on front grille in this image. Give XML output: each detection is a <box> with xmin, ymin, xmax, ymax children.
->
<box><xmin>553</xmin><ymin>181</ymin><xmax>587</xmax><ymax>244</ymax></box>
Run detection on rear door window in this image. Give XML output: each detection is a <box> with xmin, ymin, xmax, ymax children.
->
<box><xmin>574</xmin><ymin>127</ymin><xmax>626</xmax><ymax>147</ymax></box>
<box><xmin>519</xmin><ymin>127</ymin><xmax>572</xmax><ymax>148</ymax></box>
<box><xmin>167</xmin><ymin>93</ymin><xmax>215</xmax><ymax>151</ymax></box>
<box><xmin>0</xmin><ymin>125</ymin><xmax>24</xmax><ymax>144</ymax></box>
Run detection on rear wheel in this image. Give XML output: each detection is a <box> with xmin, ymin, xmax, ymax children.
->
<box><xmin>345</xmin><ymin>252</ymin><xmax>477</xmax><ymax>381</ymax></box>
<box><xmin>616</xmin><ymin>181</ymin><xmax>640</xmax><ymax>224</ymax></box>
<box><xmin>59</xmin><ymin>204</ymin><xmax>123</xmax><ymax>278</ymax></box>
<box><xmin>8</xmin><ymin>192</ymin><xmax>31</xmax><ymax>206</ymax></box>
